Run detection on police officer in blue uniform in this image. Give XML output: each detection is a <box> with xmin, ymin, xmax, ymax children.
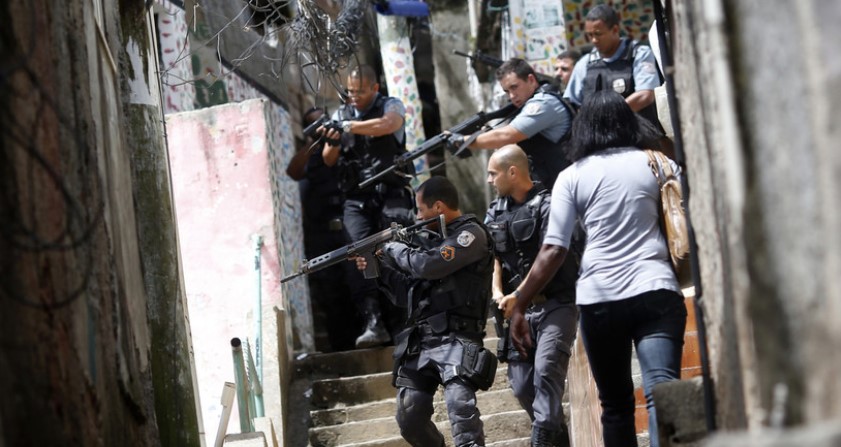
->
<box><xmin>323</xmin><ymin>65</ymin><xmax>415</xmax><ymax>348</ymax></box>
<box><xmin>355</xmin><ymin>176</ymin><xmax>497</xmax><ymax>447</ymax></box>
<box><xmin>486</xmin><ymin>146</ymin><xmax>579</xmax><ymax>447</ymax></box>
<box><xmin>452</xmin><ymin>58</ymin><xmax>573</xmax><ymax>190</ymax></box>
<box><xmin>564</xmin><ymin>4</ymin><xmax>663</xmax><ymax>131</ymax></box>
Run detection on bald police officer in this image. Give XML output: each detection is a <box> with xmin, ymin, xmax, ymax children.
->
<box><xmin>486</xmin><ymin>145</ymin><xmax>579</xmax><ymax>447</ymax></box>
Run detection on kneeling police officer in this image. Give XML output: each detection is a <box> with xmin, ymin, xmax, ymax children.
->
<box><xmin>354</xmin><ymin>176</ymin><xmax>496</xmax><ymax>447</ymax></box>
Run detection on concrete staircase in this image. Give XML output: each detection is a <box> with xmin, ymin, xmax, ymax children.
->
<box><xmin>288</xmin><ymin>320</ymin><xmax>534</xmax><ymax>447</ymax></box>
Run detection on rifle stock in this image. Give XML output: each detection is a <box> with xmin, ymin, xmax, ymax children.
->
<box><xmin>358</xmin><ymin>103</ymin><xmax>517</xmax><ymax>189</ymax></box>
<box><xmin>280</xmin><ymin>215</ymin><xmax>445</xmax><ymax>283</ymax></box>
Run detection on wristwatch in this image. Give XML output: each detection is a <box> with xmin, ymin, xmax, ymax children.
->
<box><xmin>342</xmin><ymin>120</ymin><xmax>352</xmax><ymax>133</ymax></box>
<box><xmin>513</xmin><ymin>289</ymin><xmax>522</xmax><ymax>299</ymax></box>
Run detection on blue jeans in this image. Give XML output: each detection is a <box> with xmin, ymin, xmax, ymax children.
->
<box><xmin>579</xmin><ymin>289</ymin><xmax>686</xmax><ymax>447</ymax></box>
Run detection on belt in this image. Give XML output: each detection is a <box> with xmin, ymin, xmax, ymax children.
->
<box><xmin>416</xmin><ymin>314</ymin><xmax>484</xmax><ymax>336</ymax></box>
<box><xmin>529</xmin><ymin>293</ymin><xmax>547</xmax><ymax>307</ymax></box>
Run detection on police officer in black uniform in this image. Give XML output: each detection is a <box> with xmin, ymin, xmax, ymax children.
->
<box><xmin>355</xmin><ymin>176</ymin><xmax>497</xmax><ymax>447</ymax></box>
<box><xmin>485</xmin><ymin>146</ymin><xmax>579</xmax><ymax>447</ymax></box>
<box><xmin>450</xmin><ymin>58</ymin><xmax>573</xmax><ymax>190</ymax></box>
<box><xmin>286</xmin><ymin>107</ymin><xmax>359</xmax><ymax>351</ymax></box>
<box><xmin>322</xmin><ymin>65</ymin><xmax>415</xmax><ymax>348</ymax></box>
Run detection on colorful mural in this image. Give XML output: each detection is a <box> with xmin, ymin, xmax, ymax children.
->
<box><xmin>507</xmin><ymin>0</ymin><xmax>567</xmax><ymax>76</ymax></box>
<box><xmin>562</xmin><ymin>0</ymin><xmax>655</xmax><ymax>48</ymax></box>
<box><xmin>376</xmin><ymin>14</ymin><xmax>429</xmax><ymax>185</ymax></box>
<box><xmin>503</xmin><ymin>0</ymin><xmax>655</xmax><ymax>70</ymax></box>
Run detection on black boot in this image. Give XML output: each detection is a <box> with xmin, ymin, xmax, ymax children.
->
<box><xmin>355</xmin><ymin>297</ymin><xmax>390</xmax><ymax>348</ymax></box>
<box><xmin>531</xmin><ymin>425</ymin><xmax>570</xmax><ymax>447</ymax></box>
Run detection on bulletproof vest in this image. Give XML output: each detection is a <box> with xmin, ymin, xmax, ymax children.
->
<box><xmin>337</xmin><ymin>96</ymin><xmax>410</xmax><ymax>195</ymax></box>
<box><xmin>582</xmin><ymin>39</ymin><xmax>662</xmax><ymax>131</ymax></box>
<box><xmin>414</xmin><ymin>215</ymin><xmax>495</xmax><ymax>329</ymax></box>
<box><xmin>486</xmin><ymin>188</ymin><xmax>577</xmax><ymax>302</ymax></box>
<box><xmin>516</xmin><ymin>87</ymin><xmax>574</xmax><ymax>190</ymax></box>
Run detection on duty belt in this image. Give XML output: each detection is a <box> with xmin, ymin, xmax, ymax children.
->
<box><xmin>416</xmin><ymin>313</ymin><xmax>485</xmax><ymax>336</ymax></box>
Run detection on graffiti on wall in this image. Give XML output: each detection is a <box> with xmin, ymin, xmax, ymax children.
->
<box><xmin>507</xmin><ymin>0</ymin><xmax>566</xmax><ymax>77</ymax></box>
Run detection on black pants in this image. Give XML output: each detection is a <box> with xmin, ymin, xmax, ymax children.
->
<box><xmin>303</xmin><ymin>220</ymin><xmax>359</xmax><ymax>351</ymax></box>
<box><xmin>343</xmin><ymin>187</ymin><xmax>414</xmax><ymax>334</ymax></box>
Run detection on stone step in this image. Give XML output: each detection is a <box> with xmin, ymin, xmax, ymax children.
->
<box><xmin>295</xmin><ymin>329</ymin><xmax>500</xmax><ymax>380</ymax></box>
<box><xmin>311</xmin><ymin>364</ymin><xmax>512</xmax><ymax>408</ymax></box>
<box><xmin>337</xmin><ymin>435</ymin><xmax>531</xmax><ymax>447</ymax></box>
<box><xmin>309</xmin><ymin>409</ymin><xmax>531</xmax><ymax>447</ymax></box>
<box><xmin>312</xmin><ymin>388</ymin><xmax>523</xmax><ymax>427</ymax></box>
<box><xmin>487</xmin><ymin>437</ymin><xmax>531</xmax><ymax>447</ymax></box>
<box><xmin>294</xmin><ymin>346</ymin><xmax>396</xmax><ymax>378</ymax></box>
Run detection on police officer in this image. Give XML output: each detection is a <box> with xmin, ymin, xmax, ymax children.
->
<box><xmin>564</xmin><ymin>4</ymin><xmax>663</xmax><ymax>131</ymax></box>
<box><xmin>355</xmin><ymin>176</ymin><xmax>496</xmax><ymax>447</ymax></box>
<box><xmin>486</xmin><ymin>146</ymin><xmax>579</xmax><ymax>447</ymax></box>
<box><xmin>286</xmin><ymin>107</ymin><xmax>359</xmax><ymax>351</ymax></box>
<box><xmin>451</xmin><ymin>58</ymin><xmax>573</xmax><ymax>190</ymax></box>
<box><xmin>323</xmin><ymin>65</ymin><xmax>415</xmax><ymax>348</ymax></box>
<box><xmin>553</xmin><ymin>49</ymin><xmax>581</xmax><ymax>92</ymax></box>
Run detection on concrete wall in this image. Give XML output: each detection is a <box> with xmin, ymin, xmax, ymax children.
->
<box><xmin>671</xmin><ymin>0</ymin><xmax>841</xmax><ymax>434</ymax></box>
<box><xmin>166</xmin><ymin>99</ymin><xmax>304</xmax><ymax>443</ymax></box>
<box><xmin>0</xmin><ymin>0</ymin><xmax>199</xmax><ymax>445</ymax></box>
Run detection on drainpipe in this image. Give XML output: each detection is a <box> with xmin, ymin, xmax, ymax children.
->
<box><xmin>230</xmin><ymin>338</ymin><xmax>253</xmax><ymax>432</ymax></box>
<box><xmin>247</xmin><ymin>339</ymin><xmax>264</xmax><ymax>418</ymax></box>
<box><xmin>652</xmin><ymin>0</ymin><xmax>716</xmax><ymax>432</ymax></box>
<box><xmin>251</xmin><ymin>234</ymin><xmax>263</xmax><ymax>386</ymax></box>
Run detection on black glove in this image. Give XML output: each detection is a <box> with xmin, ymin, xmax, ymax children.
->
<box><xmin>446</xmin><ymin>133</ymin><xmax>472</xmax><ymax>159</ymax></box>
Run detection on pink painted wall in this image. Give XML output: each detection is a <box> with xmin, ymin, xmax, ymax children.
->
<box><xmin>166</xmin><ymin>99</ymin><xmax>308</xmax><ymax>439</ymax></box>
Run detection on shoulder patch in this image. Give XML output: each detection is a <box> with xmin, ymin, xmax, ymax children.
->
<box><xmin>523</xmin><ymin>101</ymin><xmax>542</xmax><ymax>116</ymax></box>
<box><xmin>640</xmin><ymin>60</ymin><xmax>658</xmax><ymax>74</ymax></box>
<box><xmin>440</xmin><ymin>246</ymin><xmax>456</xmax><ymax>261</ymax></box>
<box><xmin>457</xmin><ymin>230</ymin><xmax>475</xmax><ymax>247</ymax></box>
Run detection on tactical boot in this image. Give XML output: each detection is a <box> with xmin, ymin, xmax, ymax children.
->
<box><xmin>355</xmin><ymin>299</ymin><xmax>390</xmax><ymax>348</ymax></box>
<box><xmin>531</xmin><ymin>425</ymin><xmax>570</xmax><ymax>447</ymax></box>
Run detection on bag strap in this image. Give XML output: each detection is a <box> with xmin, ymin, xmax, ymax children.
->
<box><xmin>645</xmin><ymin>149</ymin><xmax>664</xmax><ymax>188</ymax></box>
<box><xmin>645</xmin><ymin>149</ymin><xmax>677</xmax><ymax>184</ymax></box>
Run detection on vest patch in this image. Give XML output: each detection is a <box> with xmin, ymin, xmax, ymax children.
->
<box><xmin>612</xmin><ymin>78</ymin><xmax>627</xmax><ymax>94</ymax></box>
<box><xmin>440</xmin><ymin>246</ymin><xmax>456</xmax><ymax>261</ymax></box>
<box><xmin>457</xmin><ymin>230</ymin><xmax>475</xmax><ymax>247</ymax></box>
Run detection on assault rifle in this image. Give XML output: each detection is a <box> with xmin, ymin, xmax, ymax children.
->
<box><xmin>453</xmin><ymin>50</ymin><xmax>557</xmax><ymax>85</ymax></box>
<box><xmin>358</xmin><ymin>103</ymin><xmax>517</xmax><ymax>189</ymax></box>
<box><xmin>280</xmin><ymin>214</ymin><xmax>446</xmax><ymax>283</ymax></box>
<box><xmin>302</xmin><ymin>115</ymin><xmax>343</xmax><ymax>140</ymax></box>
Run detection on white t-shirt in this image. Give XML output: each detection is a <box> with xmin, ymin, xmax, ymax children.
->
<box><xmin>545</xmin><ymin>147</ymin><xmax>680</xmax><ymax>305</ymax></box>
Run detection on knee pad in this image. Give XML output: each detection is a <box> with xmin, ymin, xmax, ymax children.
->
<box><xmin>396</xmin><ymin>387</ymin><xmax>434</xmax><ymax>428</ymax></box>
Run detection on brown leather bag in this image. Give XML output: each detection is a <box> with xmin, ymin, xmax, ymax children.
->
<box><xmin>646</xmin><ymin>150</ymin><xmax>691</xmax><ymax>286</ymax></box>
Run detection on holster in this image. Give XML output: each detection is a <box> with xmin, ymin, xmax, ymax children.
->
<box><xmin>455</xmin><ymin>339</ymin><xmax>498</xmax><ymax>391</ymax></box>
<box><xmin>391</xmin><ymin>327</ymin><xmax>419</xmax><ymax>387</ymax></box>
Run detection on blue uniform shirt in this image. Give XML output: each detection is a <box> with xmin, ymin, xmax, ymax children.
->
<box><xmin>508</xmin><ymin>91</ymin><xmax>571</xmax><ymax>143</ymax></box>
<box><xmin>332</xmin><ymin>94</ymin><xmax>406</xmax><ymax>143</ymax></box>
<box><xmin>564</xmin><ymin>39</ymin><xmax>661</xmax><ymax>106</ymax></box>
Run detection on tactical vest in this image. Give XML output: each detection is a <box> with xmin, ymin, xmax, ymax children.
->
<box><xmin>486</xmin><ymin>188</ymin><xmax>577</xmax><ymax>302</ymax></box>
<box><xmin>582</xmin><ymin>39</ymin><xmax>663</xmax><ymax>131</ymax></box>
<box><xmin>337</xmin><ymin>95</ymin><xmax>410</xmax><ymax>195</ymax></box>
<box><xmin>516</xmin><ymin>87</ymin><xmax>575</xmax><ymax>190</ymax></box>
<box><xmin>413</xmin><ymin>216</ymin><xmax>495</xmax><ymax>334</ymax></box>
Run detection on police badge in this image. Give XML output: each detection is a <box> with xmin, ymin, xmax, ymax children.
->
<box><xmin>457</xmin><ymin>230</ymin><xmax>475</xmax><ymax>247</ymax></box>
